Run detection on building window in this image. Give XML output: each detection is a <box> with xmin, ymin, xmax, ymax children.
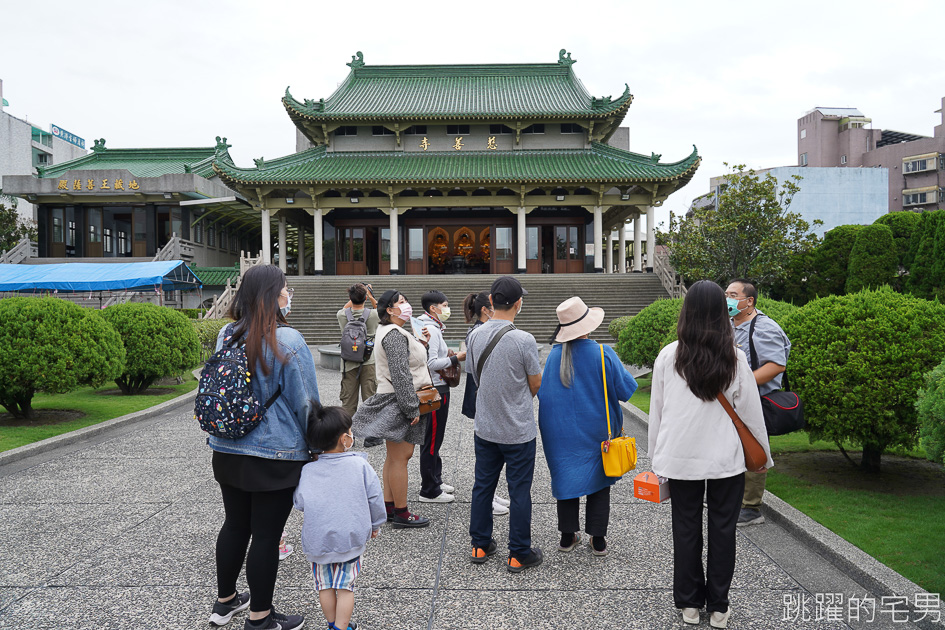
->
<box><xmin>207</xmin><ymin>226</ymin><xmax>215</xmax><ymax>248</ymax></box>
<box><xmin>560</xmin><ymin>123</ymin><xmax>582</xmax><ymax>134</ymax></box>
<box><xmin>904</xmin><ymin>191</ymin><xmax>936</xmax><ymax>206</ymax></box>
<box><xmin>403</xmin><ymin>125</ymin><xmax>427</xmax><ymax>135</ymax></box>
<box><xmin>495</xmin><ymin>227</ymin><xmax>513</xmax><ymax>261</ymax></box>
<box><xmin>52</xmin><ymin>214</ymin><xmax>64</xmax><ymax>243</ymax></box>
<box><xmin>799</xmin><ymin>153</ymin><xmax>808</xmax><ymax>166</ymax></box>
<box><xmin>118</xmin><ymin>230</ymin><xmax>128</xmax><ymax>254</ymax></box>
<box><xmin>800</xmin><ymin>129</ymin><xmax>807</xmax><ymax>139</ymax></box>
<box><xmin>372</xmin><ymin>126</ymin><xmax>394</xmax><ymax>136</ymax></box>
<box><xmin>904</xmin><ymin>158</ymin><xmax>934</xmax><ymax>173</ymax></box>
<box><xmin>840</xmin><ymin>155</ymin><xmax>847</xmax><ymax>165</ymax></box>
<box><xmin>104</xmin><ymin>228</ymin><xmax>113</xmax><ymax>253</ymax></box>
<box><xmin>489</xmin><ymin>124</ymin><xmax>513</xmax><ymax>135</ymax></box>
<box><xmin>523</xmin><ymin>124</ymin><xmax>545</xmax><ymax>134</ymax></box>
<box><xmin>334</xmin><ymin>126</ymin><xmax>358</xmax><ymax>136</ymax></box>
<box><xmin>220</xmin><ymin>229</ymin><xmax>227</xmax><ymax>251</ymax></box>
<box><xmin>67</xmin><ymin>220</ymin><xmax>76</xmax><ymax>246</ymax></box>
<box><xmin>446</xmin><ymin>124</ymin><xmax>470</xmax><ymax>135</ymax></box>
<box><xmin>36</xmin><ymin>153</ymin><xmax>49</xmax><ymax>164</ymax></box>
<box><xmin>193</xmin><ymin>220</ymin><xmax>203</xmax><ymax>244</ymax></box>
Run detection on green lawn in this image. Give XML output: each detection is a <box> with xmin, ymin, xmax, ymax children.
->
<box><xmin>626</xmin><ymin>383</ymin><xmax>944</xmax><ymax>595</ymax></box>
<box><xmin>0</xmin><ymin>376</ymin><xmax>198</xmax><ymax>452</ymax></box>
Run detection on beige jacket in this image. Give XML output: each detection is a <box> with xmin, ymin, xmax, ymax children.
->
<box><xmin>374</xmin><ymin>324</ymin><xmax>432</xmax><ymax>396</ymax></box>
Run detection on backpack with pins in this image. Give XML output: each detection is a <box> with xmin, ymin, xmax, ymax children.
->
<box><xmin>340</xmin><ymin>307</ymin><xmax>373</xmax><ymax>363</ymax></box>
<box><xmin>194</xmin><ymin>324</ymin><xmax>282</xmax><ymax>439</ymax></box>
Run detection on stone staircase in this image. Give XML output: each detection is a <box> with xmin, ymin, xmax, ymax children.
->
<box><xmin>285</xmin><ymin>274</ymin><xmax>669</xmax><ymax>347</ymax></box>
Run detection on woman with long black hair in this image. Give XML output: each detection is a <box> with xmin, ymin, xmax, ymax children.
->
<box><xmin>207</xmin><ymin>264</ymin><xmax>318</xmax><ymax>630</ymax></box>
<box><xmin>649</xmin><ymin>280</ymin><xmax>772</xmax><ymax>629</ymax></box>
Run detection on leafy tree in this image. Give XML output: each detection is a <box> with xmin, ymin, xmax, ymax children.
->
<box><xmin>0</xmin><ymin>191</ymin><xmax>37</xmax><ymax>254</ymax></box>
<box><xmin>874</xmin><ymin>211</ymin><xmax>920</xmax><ymax>271</ymax></box>
<box><xmin>785</xmin><ymin>288</ymin><xmax>945</xmax><ymax>472</ymax></box>
<box><xmin>668</xmin><ymin>164</ymin><xmax>820</xmax><ymax>290</ymax></box>
<box><xmin>0</xmin><ymin>298</ymin><xmax>125</xmax><ymax>419</ymax></box>
<box><xmin>845</xmin><ymin>223</ymin><xmax>897</xmax><ymax>293</ymax></box>
<box><xmin>904</xmin><ymin>209</ymin><xmax>945</xmax><ymax>300</ymax></box>
<box><xmin>807</xmin><ymin>224</ymin><xmax>863</xmax><ymax>297</ymax></box>
<box><xmin>101</xmin><ymin>303</ymin><xmax>200</xmax><ymax>394</ymax></box>
<box><xmin>615</xmin><ymin>298</ymin><xmax>683</xmax><ymax>368</ymax></box>
<box><xmin>768</xmin><ymin>248</ymin><xmax>818</xmax><ymax>305</ymax></box>
<box><xmin>917</xmin><ymin>357</ymin><xmax>945</xmax><ymax>465</ymax></box>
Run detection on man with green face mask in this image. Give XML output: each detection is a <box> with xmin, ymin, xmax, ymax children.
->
<box><xmin>725</xmin><ymin>279</ymin><xmax>791</xmax><ymax>527</ymax></box>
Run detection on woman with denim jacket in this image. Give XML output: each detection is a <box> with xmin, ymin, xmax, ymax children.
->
<box><xmin>207</xmin><ymin>264</ymin><xmax>318</xmax><ymax>630</ymax></box>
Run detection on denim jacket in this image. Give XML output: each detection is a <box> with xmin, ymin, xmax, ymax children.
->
<box><xmin>207</xmin><ymin>324</ymin><xmax>319</xmax><ymax>461</ymax></box>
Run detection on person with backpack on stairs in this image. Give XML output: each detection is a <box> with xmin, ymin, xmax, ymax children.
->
<box><xmin>203</xmin><ymin>264</ymin><xmax>318</xmax><ymax>630</ymax></box>
<box><xmin>337</xmin><ymin>283</ymin><xmax>381</xmax><ymax>448</ymax></box>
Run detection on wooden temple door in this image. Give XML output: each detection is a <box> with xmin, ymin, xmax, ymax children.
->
<box><xmin>406</xmin><ymin>227</ymin><xmax>424</xmax><ymax>275</ymax></box>
<box><xmin>337</xmin><ymin>227</ymin><xmax>367</xmax><ymax>275</ymax></box>
<box><xmin>554</xmin><ymin>225</ymin><xmax>583</xmax><ymax>273</ymax></box>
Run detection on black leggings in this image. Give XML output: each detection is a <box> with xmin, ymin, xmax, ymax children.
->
<box><xmin>216</xmin><ymin>484</ymin><xmax>295</xmax><ymax>613</ymax></box>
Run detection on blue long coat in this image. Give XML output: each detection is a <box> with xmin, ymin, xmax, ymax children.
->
<box><xmin>538</xmin><ymin>340</ymin><xmax>638</xmax><ymax>500</ymax></box>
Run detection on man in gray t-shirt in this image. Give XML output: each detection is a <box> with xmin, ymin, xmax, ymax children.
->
<box><xmin>466</xmin><ymin>276</ymin><xmax>544</xmax><ymax>573</ymax></box>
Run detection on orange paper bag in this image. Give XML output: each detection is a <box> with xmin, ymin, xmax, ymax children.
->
<box><xmin>634</xmin><ymin>471</ymin><xmax>670</xmax><ymax>503</ymax></box>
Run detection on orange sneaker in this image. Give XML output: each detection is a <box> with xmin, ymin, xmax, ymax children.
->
<box><xmin>471</xmin><ymin>539</ymin><xmax>498</xmax><ymax>564</ymax></box>
<box><xmin>507</xmin><ymin>548</ymin><xmax>543</xmax><ymax>573</ymax></box>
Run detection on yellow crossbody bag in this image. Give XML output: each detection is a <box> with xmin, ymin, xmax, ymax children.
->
<box><xmin>600</xmin><ymin>344</ymin><xmax>637</xmax><ymax>478</ymax></box>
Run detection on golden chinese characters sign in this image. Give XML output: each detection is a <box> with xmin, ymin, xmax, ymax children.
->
<box><xmin>58</xmin><ymin>178</ymin><xmax>141</xmax><ymax>192</ymax></box>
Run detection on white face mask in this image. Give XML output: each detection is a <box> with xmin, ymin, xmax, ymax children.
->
<box><xmin>343</xmin><ymin>431</ymin><xmax>353</xmax><ymax>452</ymax></box>
<box><xmin>280</xmin><ymin>296</ymin><xmax>292</xmax><ymax>317</ymax></box>
<box><xmin>438</xmin><ymin>306</ymin><xmax>451</xmax><ymax>322</ymax></box>
<box><xmin>516</xmin><ymin>299</ymin><xmax>523</xmax><ymax>315</ymax></box>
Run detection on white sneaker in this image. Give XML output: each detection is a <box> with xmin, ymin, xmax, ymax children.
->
<box><xmin>419</xmin><ymin>492</ymin><xmax>455</xmax><ymax>503</ymax></box>
<box><xmin>493</xmin><ymin>496</ymin><xmax>510</xmax><ymax>507</ymax></box>
<box><xmin>440</xmin><ymin>484</ymin><xmax>455</xmax><ymax>494</ymax></box>
<box><xmin>682</xmin><ymin>608</ymin><xmax>700</xmax><ymax>625</ymax></box>
<box><xmin>710</xmin><ymin>608</ymin><xmax>731</xmax><ymax>628</ymax></box>
<box><xmin>492</xmin><ymin>499</ymin><xmax>510</xmax><ymax>516</ymax></box>
<box><xmin>278</xmin><ymin>542</ymin><xmax>294</xmax><ymax>561</ymax></box>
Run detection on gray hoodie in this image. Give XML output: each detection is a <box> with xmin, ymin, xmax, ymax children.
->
<box><xmin>293</xmin><ymin>451</ymin><xmax>387</xmax><ymax>565</ymax></box>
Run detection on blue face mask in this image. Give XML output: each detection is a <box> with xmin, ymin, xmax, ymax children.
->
<box><xmin>726</xmin><ymin>297</ymin><xmax>742</xmax><ymax>318</ymax></box>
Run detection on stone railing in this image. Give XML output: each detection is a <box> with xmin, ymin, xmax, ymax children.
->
<box><xmin>153</xmin><ymin>235</ymin><xmax>196</xmax><ymax>263</ymax></box>
<box><xmin>204</xmin><ymin>277</ymin><xmax>236</xmax><ymax>319</ymax></box>
<box><xmin>0</xmin><ymin>237</ymin><xmax>37</xmax><ymax>264</ymax></box>
<box><xmin>654</xmin><ymin>248</ymin><xmax>688</xmax><ymax>298</ymax></box>
<box><xmin>239</xmin><ymin>250</ymin><xmax>263</xmax><ymax>276</ymax></box>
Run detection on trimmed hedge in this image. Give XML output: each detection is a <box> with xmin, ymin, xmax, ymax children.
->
<box><xmin>809</xmin><ymin>224</ymin><xmax>862</xmax><ymax>297</ymax></box>
<box><xmin>905</xmin><ymin>209</ymin><xmax>945</xmax><ymax>300</ymax></box>
<box><xmin>785</xmin><ymin>288</ymin><xmax>945</xmax><ymax>472</ymax></box>
<box><xmin>917</xmin><ymin>357</ymin><xmax>945</xmax><ymax>465</ymax></box>
<box><xmin>193</xmin><ymin>318</ymin><xmax>233</xmax><ymax>363</ymax></box>
<box><xmin>608</xmin><ymin>316</ymin><xmax>633</xmax><ymax>341</ymax></box>
<box><xmin>874</xmin><ymin>211</ymin><xmax>920</xmax><ymax>269</ymax></box>
<box><xmin>615</xmin><ymin>298</ymin><xmax>683</xmax><ymax>368</ymax></box>
<box><xmin>845</xmin><ymin>223</ymin><xmax>897</xmax><ymax>293</ymax></box>
<box><xmin>101</xmin><ymin>303</ymin><xmax>201</xmax><ymax>394</ymax></box>
<box><xmin>0</xmin><ymin>297</ymin><xmax>125</xmax><ymax>418</ymax></box>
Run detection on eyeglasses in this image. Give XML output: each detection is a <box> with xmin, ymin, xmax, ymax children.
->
<box><xmin>282</xmin><ymin>288</ymin><xmax>295</xmax><ymax>298</ymax></box>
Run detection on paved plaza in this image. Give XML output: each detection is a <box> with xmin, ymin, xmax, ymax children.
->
<box><xmin>0</xmin><ymin>360</ymin><xmax>937</xmax><ymax>629</ymax></box>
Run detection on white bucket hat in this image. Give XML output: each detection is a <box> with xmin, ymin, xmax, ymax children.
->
<box><xmin>553</xmin><ymin>297</ymin><xmax>605</xmax><ymax>343</ymax></box>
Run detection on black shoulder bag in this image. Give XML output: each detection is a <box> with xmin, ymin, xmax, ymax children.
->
<box><xmin>748</xmin><ymin>316</ymin><xmax>805</xmax><ymax>436</ymax></box>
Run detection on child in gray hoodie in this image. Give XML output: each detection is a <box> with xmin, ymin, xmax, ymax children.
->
<box><xmin>293</xmin><ymin>401</ymin><xmax>387</xmax><ymax>630</ymax></box>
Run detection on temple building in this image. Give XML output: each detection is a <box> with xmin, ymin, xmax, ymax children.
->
<box><xmin>3</xmin><ymin>51</ymin><xmax>699</xmax><ymax>276</ymax></box>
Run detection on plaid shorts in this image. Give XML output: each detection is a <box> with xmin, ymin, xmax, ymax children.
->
<box><xmin>312</xmin><ymin>556</ymin><xmax>362</xmax><ymax>592</ymax></box>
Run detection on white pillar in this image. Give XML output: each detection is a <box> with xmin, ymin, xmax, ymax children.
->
<box><xmin>633</xmin><ymin>216</ymin><xmax>642</xmax><ymax>272</ymax></box>
<box><xmin>261</xmin><ymin>207</ymin><xmax>271</xmax><ymax>264</ymax></box>
<box><xmin>517</xmin><ymin>207</ymin><xmax>527</xmax><ymax>273</ymax></box>
<box><xmin>619</xmin><ymin>224</ymin><xmax>627</xmax><ymax>273</ymax></box>
<box><xmin>389</xmin><ymin>210</ymin><xmax>399</xmax><ymax>274</ymax></box>
<box><xmin>278</xmin><ymin>213</ymin><xmax>287</xmax><ymax>273</ymax></box>
<box><xmin>606</xmin><ymin>230</ymin><xmax>614</xmax><ymax>274</ymax></box>
<box><xmin>297</xmin><ymin>223</ymin><xmax>305</xmax><ymax>276</ymax></box>
<box><xmin>646</xmin><ymin>206</ymin><xmax>656</xmax><ymax>272</ymax></box>
<box><xmin>313</xmin><ymin>210</ymin><xmax>324</xmax><ymax>274</ymax></box>
<box><xmin>593</xmin><ymin>206</ymin><xmax>603</xmax><ymax>272</ymax></box>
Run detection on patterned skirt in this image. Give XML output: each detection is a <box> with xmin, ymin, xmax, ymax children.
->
<box><xmin>352</xmin><ymin>393</ymin><xmax>427</xmax><ymax>445</ymax></box>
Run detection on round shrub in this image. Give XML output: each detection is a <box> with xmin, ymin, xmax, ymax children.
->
<box><xmin>656</xmin><ymin>296</ymin><xmax>798</xmax><ymax>349</ymax></box>
<box><xmin>785</xmin><ymin>288</ymin><xmax>945</xmax><ymax>472</ymax></box>
<box><xmin>0</xmin><ymin>297</ymin><xmax>125</xmax><ymax>418</ymax></box>
<box><xmin>608</xmin><ymin>315</ymin><xmax>633</xmax><ymax>341</ymax></box>
<box><xmin>101</xmin><ymin>303</ymin><xmax>200</xmax><ymax>394</ymax></box>
<box><xmin>615</xmin><ymin>298</ymin><xmax>682</xmax><ymax>368</ymax></box>
<box><xmin>917</xmin><ymin>357</ymin><xmax>945</xmax><ymax>465</ymax></box>
<box><xmin>845</xmin><ymin>223</ymin><xmax>897</xmax><ymax>293</ymax></box>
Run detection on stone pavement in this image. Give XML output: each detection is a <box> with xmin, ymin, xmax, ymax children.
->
<box><xmin>0</xmin><ymin>361</ymin><xmax>938</xmax><ymax>629</ymax></box>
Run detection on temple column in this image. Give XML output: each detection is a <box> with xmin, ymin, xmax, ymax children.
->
<box><xmin>633</xmin><ymin>215</ymin><xmax>642</xmax><ymax>272</ymax></box>
<box><xmin>606</xmin><ymin>230</ymin><xmax>614</xmax><ymax>274</ymax></box>
<box><xmin>516</xmin><ymin>206</ymin><xmax>527</xmax><ymax>274</ymax></box>
<box><xmin>593</xmin><ymin>206</ymin><xmax>603</xmax><ymax>273</ymax></box>
<box><xmin>619</xmin><ymin>223</ymin><xmax>627</xmax><ymax>273</ymax></box>
<box><xmin>261</xmin><ymin>207</ymin><xmax>271</xmax><ymax>264</ymax></box>
<box><xmin>278</xmin><ymin>213</ymin><xmax>287</xmax><ymax>273</ymax></box>
<box><xmin>389</xmin><ymin>210</ymin><xmax>400</xmax><ymax>275</ymax></box>
<box><xmin>646</xmin><ymin>206</ymin><xmax>656</xmax><ymax>273</ymax></box>
<box><xmin>297</xmin><ymin>223</ymin><xmax>305</xmax><ymax>276</ymax></box>
<box><xmin>312</xmin><ymin>209</ymin><xmax>323</xmax><ymax>275</ymax></box>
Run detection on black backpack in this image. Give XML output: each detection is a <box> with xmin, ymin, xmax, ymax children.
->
<box><xmin>194</xmin><ymin>324</ymin><xmax>282</xmax><ymax>439</ymax></box>
<box><xmin>340</xmin><ymin>307</ymin><xmax>372</xmax><ymax>363</ymax></box>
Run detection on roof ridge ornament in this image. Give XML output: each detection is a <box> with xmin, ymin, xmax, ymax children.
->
<box><xmin>92</xmin><ymin>138</ymin><xmax>106</xmax><ymax>152</ymax></box>
<box><xmin>214</xmin><ymin>136</ymin><xmax>232</xmax><ymax>157</ymax></box>
<box><xmin>347</xmin><ymin>51</ymin><xmax>365</xmax><ymax>69</ymax></box>
<box><xmin>558</xmin><ymin>49</ymin><xmax>576</xmax><ymax>67</ymax></box>
<box><xmin>650</xmin><ymin>153</ymin><xmax>662</xmax><ymax>163</ymax></box>
<box><xmin>254</xmin><ymin>157</ymin><xmax>265</xmax><ymax>168</ymax></box>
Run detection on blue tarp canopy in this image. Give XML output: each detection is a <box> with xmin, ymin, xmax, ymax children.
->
<box><xmin>0</xmin><ymin>261</ymin><xmax>202</xmax><ymax>292</ymax></box>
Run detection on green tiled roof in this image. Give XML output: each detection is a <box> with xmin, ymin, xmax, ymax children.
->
<box><xmin>214</xmin><ymin>143</ymin><xmax>700</xmax><ymax>186</ymax></box>
<box><xmin>283</xmin><ymin>53</ymin><xmax>632</xmax><ymax>121</ymax></box>
<box><xmin>192</xmin><ymin>266</ymin><xmax>240</xmax><ymax>286</ymax></box>
<box><xmin>38</xmin><ymin>145</ymin><xmax>218</xmax><ymax>179</ymax></box>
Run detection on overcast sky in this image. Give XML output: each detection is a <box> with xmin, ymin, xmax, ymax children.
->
<box><xmin>4</xmin><ymin>0</ymin><xmax>944</xmax><ymax>230</ymax></box>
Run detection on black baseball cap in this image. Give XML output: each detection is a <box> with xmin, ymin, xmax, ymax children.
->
<box><xmin>490</xmin><ymin>276</ymin><xmax>528</xmax><ymax>306</ymax></box>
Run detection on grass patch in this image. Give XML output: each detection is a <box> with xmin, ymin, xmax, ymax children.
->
<box><xmin>629</xmin><ymin>375</ymin><xmax>651</xmax><ymax>414</ymax></box>
<box><xmin>0</xmin><ymin>375</ymin><xmax>198</xmax><ymax>452</ymax></box>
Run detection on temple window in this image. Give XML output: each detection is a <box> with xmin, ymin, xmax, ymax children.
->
<box><xmin>523</xmin><ymin>124</ymin><xmax>545</xmax><ymax>134</ymax></box>
<box><xmin>334</xmin><ymin>126</ymin><xmax>358</xmax><ymax>137</ymax></box>
<box><xmin>447</xmin><ymin>124</ymin><xmax>470</xmax><ymax>135</ymax></box>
